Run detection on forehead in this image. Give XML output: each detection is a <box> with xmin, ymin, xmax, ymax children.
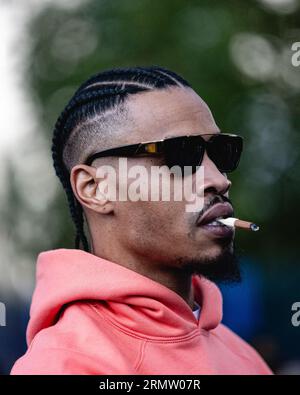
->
<box><xmin>123</xmin><ymin>86</ymin><xmax>220</xmax><ymax>143</ymax></box>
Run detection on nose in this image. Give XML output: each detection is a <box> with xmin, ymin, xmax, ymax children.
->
<box><xmin>200</xmin><ymin>151</ymin><xmax>232</xmax><ymax>196</ymax></box>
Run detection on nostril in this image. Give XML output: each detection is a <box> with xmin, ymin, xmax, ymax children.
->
<box><xmin>221</xmin><ymin>180</ymin><xmax>232</xmax><ymax>196</ymax></box>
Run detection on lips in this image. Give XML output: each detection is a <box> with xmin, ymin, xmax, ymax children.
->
<box><xmin>196</xmin><ymin>203</ymin><xmax>234</xmax><ymax>226</ymax></box>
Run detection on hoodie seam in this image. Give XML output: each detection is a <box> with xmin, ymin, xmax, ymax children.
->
<box><xmin>89</xmin><ymin>303</ymin><xmax>202</xmax><ymax>343</ymax></box>
<box><xmin>134</xmin><ymin>340</ymin><xmax>147</xmax><ymax>372</ymax></box>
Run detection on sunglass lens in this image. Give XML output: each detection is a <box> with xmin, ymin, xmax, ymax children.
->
<box><xmin>207</xmin><ymin>135</ymin><xmax>243</xmax><ymax>172</ymax></box>
<box><xmin>164</xmin><ymin>136</ymin><xmax>205</xmax><ymax>174</ymax></box>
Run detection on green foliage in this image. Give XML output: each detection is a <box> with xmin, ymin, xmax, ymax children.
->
<box><xmin>26</xmin><ymin>0</ymin><xmax>300</xmax><ymax>258</ymax></box>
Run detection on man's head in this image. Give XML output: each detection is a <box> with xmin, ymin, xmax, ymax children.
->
<box><xmin>52</xmin><ymin>66</ymin><xmax>241</xmax><ymax>284</ymax></box>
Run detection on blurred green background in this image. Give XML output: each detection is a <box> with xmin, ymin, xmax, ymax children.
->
<box><xmin>0</xmin><ymin>0</ymin><xmax>300</xmax><ymax>374</ymax></box>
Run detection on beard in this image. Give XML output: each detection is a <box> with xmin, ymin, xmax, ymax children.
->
<box><xmin>180</xmin><ymin>242</ymin><xmax>242</xmax><ymax>284</ymax></box>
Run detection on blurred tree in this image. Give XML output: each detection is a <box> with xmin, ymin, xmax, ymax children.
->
<box><xmin>23</xmin><ymin>0</ymin><xmax>300</xmax><ymax>260</ymax></box>
<box><xmin>2</xmin><ymin>0</ymin><xmax>300</xmax><ymax>375</ymax></box>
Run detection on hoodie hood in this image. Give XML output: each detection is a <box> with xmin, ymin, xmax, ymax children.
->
<box><xmin>27</xmin><ymin>248</ymin><xmax>223</xmax><ymax>345</ymax></box>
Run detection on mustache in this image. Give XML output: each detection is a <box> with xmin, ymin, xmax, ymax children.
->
<box><xmin>196</xmin><ymin>195</ymin><xmax>234</xmax><ymax>222</ymax></box>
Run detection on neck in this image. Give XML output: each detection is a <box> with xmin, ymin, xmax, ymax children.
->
<box><xmin>92</xmin><ymin>244</ymin><xmax>195</xmax><ymax>311</ymax></box>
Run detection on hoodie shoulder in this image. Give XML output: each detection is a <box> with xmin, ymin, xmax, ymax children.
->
<box><xmin>11</xmin><ymin>301</ymin><xmax>140</xmax><ymax>375</ymax></box>
<box><xmin>212</xmin><ymin>323</ymin><xmax>273</xmax><ymax>375</ymax></box>
<box><xmin>11</xmin><ymin>302</ymin><xmax>101</xmax><ymax>374</ymax></box>
<box><xmin>11</xmin><ymin>344</ymin><xmax>100</xmax><ymax>375</ymax></box>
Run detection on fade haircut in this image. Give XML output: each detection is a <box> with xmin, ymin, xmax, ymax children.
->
<box><xmin>51</xmin><ymin>66</ymin><xmax>191</xmax><ymax>252</ymax></box>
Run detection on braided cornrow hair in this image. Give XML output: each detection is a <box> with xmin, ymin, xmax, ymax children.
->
<box><xmin>51</xmin><ymin>66</ymin><xmax>191</xmax><ymax>252</ymax></box>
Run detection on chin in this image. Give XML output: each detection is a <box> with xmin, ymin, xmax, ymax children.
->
<box><xmin>181</xmin><ymin>240</ymin><xmax>241</xmax><ymax>283</ymax></box>
<box><xmin>203</xmin><ymin>237</ymin><xmax>234</xmax><ymax>259</ymax></box>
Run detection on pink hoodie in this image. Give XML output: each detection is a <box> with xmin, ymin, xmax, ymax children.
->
<box><xmin>11</xmin><ymin>249</ymin><xmax>272</xmax><ymax>375</ymax></box>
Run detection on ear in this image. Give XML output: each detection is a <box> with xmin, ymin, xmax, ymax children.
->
<box><xmin>70</xmin><ymin>164</ymin><xmax>114</xmax><ymax>214</ymax></box>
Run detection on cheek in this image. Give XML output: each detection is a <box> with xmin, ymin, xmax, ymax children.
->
<box><xmin>118</xmin><ymin>201</ymin><xmax>185</xmax><ymax>244</ymax></box>
<box><xmin>136</xmin><ymin>202</ymin><xmax>177</xmax><ymax>234</ymax></box>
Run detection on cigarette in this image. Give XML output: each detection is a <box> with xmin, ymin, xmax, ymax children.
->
<box><xmin>217</xmin><ymin>217</ymin><xmax>260</xmax><ymax>232</ymax></box>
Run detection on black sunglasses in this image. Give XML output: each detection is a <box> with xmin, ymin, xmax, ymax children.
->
<box><xmin>85</xmin><ymin>133</ymin><xmax>243</xmax><ymax>174</ymax></box>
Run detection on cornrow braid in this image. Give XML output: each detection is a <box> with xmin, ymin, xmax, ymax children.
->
<box><xmin>51</xmin><ymin>66</ymin><xmax>191</xmax><ymax>252</ymax></box>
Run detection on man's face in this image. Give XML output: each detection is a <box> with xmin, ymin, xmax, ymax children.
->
<box><xmin>92</xmin><ymin>87</ymin><xmax>240</xmax><ymax>282</ymax></box>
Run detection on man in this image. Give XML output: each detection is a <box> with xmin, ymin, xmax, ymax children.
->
<box><xmin>11</xmin><ymin>66</ymin><xmax>272</xmax><ymax>374</ymax></box>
